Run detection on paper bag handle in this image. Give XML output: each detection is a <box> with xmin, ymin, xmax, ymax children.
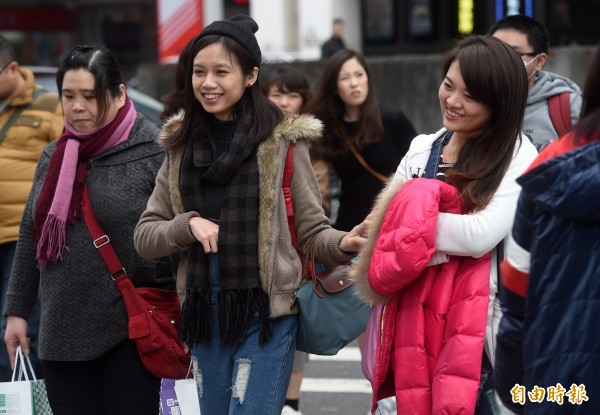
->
<box><xmin>11</xmin><ymin>345</ymin><xmax>37</xmax><ymax>382</ymax></box>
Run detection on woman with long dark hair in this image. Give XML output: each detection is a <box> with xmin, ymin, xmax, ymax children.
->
<box><xmin>307</xmin><ymin>49</ymin><xmax>416</xmax><ymax>230</ymax></box>
<box><xmin>353</xmin><ymin>35</ymin><xmax>538</xmax><ymax>414</ymax></box>
<box><xmin>134</xmin><ymin>15</ymin><xmax>366</xmax><ymax>415</ymax></box>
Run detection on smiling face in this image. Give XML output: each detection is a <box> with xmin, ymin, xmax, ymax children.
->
<box><xmin>192</xmin><ymin>43</ymin><xmax>258</xmax><ymax>121</ymax></box>
<box><xmin>438</xmin><ymin>60</ymin><xmax>491</xmax><ymax>142</ymax></box>
<box><xmin>61</xmin><ymin>69</ymin><xmax>125</xmax><ymax>133</ymax></box>
<box><xmin>336</xmin><ymin>57</ymin><xmax>369</xmax><ymax>118</ymax></box>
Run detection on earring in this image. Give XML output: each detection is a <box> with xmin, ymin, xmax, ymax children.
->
<box><xmin>246</xmin><ymin>83</ymin><xmax>252</xmax><ymax>88</ymax></box>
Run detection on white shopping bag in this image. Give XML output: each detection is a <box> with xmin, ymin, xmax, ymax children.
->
<box><xmin>175</xmin><ymin>379</ymin><xmax>201</xmax><ymax>415</ymax></box>
<box><xmin>0</xmin><ymin>346</ymin><xmax>53</xmax><ymax>415</ymax></box>
<box><xmin>160</xmin><ymin>378</ymin><xmax>200</xmax><ymax>415</ymax></box>
<box><xmin>159</xmin><ymin>359</ymin><xmax>200</xmax><ymax>415</ymax></box>
<box><xmin>0</xmin><ymin>379</ymin><xmax>34</xmax><ymax>415</ymax></box>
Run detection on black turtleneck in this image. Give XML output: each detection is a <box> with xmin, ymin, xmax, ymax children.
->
<box><xmin>201</xmin><ymin>118</ymin><xmax>238</xmax><ymax>220</ymax></box>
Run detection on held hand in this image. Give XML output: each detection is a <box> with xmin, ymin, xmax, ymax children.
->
<box><xmin>189</xmin><ymin>217</ymin><xmax>219</xmax><ymax>253</ymax></box>
<box><xmin>4</xmin><ymin>316</ymin><xmax>29</xmax><ymax>370</ymax></box>
<box><xmin>339</xmin><ymin>221</ymin><xmax>368</xmax><ymax>253</ymax></box>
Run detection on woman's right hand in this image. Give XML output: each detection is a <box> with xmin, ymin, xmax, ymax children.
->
<box><xmin>4</xmin><ymin>316</ymin><xmax>29</xmax><ymax>370</ymax></box>
<box><xmin>189</xmin><ymin>217</ymin><xmax>219</xmax><ymax>253</ymax></box>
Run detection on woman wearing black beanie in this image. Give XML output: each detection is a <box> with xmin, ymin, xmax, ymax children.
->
<box><xmin>134</xmin><ymin>14</ymin><xmax>367</xmax><ymax>414</ymax></box>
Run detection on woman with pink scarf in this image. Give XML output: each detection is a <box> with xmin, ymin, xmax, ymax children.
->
<box><xmin>3</xmin><ymin>45</ymin><xmax>174</xmax><ymax>415</ymax></box>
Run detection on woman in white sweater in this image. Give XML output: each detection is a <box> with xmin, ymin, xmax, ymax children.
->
<box><xmin>388</xmin><ymin>35</ymin><xmax>538</xmax><ymax>414</ymax></box>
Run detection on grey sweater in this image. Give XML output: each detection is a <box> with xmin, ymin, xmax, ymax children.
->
<box><xmin>525</xmin><ymin>70</ymin><xmax>582</xmax><ymax>150</ymax></box>
<box><xmin>4</xmin><ymin>114</ymin><xmax>176</xmax><ymax>361</ymax></box>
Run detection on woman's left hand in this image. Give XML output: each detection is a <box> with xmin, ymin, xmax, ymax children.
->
<box><xmin>339</xmin><ymin>221</ymin><xmax>368</xmax><ymax>253</ymax></box>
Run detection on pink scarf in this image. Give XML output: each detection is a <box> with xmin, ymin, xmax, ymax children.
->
<box><xmin>34</xmin><ymin>98</ymin><xmax>137</xmax><ymax>266</ymax></box>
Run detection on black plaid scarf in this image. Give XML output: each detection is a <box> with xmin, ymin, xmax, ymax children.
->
<box><xmin>179</xmin><ymin>113</ymin><xmax>271</xmax><ymax>348</ymax></box>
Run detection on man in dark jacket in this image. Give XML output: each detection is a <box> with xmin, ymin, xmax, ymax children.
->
<box><xmin>321</xmin><ymin>18</ymin><xmax>346</xmax><ymax>59</ymax></box>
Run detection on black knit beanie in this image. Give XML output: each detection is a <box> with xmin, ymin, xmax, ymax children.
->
<box><xmin>199</xmin><ymin>14</ymin><xmax>261</xmax><ymax>66</ymax></box>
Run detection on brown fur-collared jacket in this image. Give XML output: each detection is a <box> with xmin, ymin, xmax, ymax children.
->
<box><xmin>134</xmin><ymin>112</ymin><xmax>353</xmax><ymax>318</ymax></box>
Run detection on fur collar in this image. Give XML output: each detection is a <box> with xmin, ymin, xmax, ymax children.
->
<box><xmin>351</xmin><ymin>178</ymin><xmax>405</xmax><ymax>305</ymax></box>
<box><xmin>158</xmin><ymin>111</ymin><xmax>323</xmax><ymax>291</ymax></box>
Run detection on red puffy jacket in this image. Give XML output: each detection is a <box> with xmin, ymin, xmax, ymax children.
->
<box><xmin>355</xmin><ymin>178</ymin><xmax>491</xmax><ymax>415</ymax></box>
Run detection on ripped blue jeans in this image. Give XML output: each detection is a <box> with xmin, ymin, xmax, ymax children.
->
<box><xmin>191</xmin><ymin>254</ymin><xmax>296</xmax><ymax>415</ymax></box>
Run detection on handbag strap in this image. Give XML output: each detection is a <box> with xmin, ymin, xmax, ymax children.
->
<box><xmin>282</xmin><ymin>143</ymin><xmax>313</xmax><ymax>278</ymax></box>
<box><xmin>81</xmin><ymin>185</ymin><xmax>127</xmax><ymax>279</ymax></box>
<box><xmin>346</xmin><ymin>141</ymin><xmax>388</xmax><ymax>183</ymax></box>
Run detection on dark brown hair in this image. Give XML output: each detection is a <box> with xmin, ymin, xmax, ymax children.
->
<box><xmin>442</xmin><ymin>35</ymin><xmax>528</xmax><ymax>211</ymax></box>
<box><xmin>160</xmin><ymin>34</ymin><xmax>282</xmax><ymax>151</ymax></box>
<box><xmin>306</xmin><ymin>49</ymin><xmax>383</xmax><ymax>160</ymax></box>
<box><xmin>261</xmin><ymin>65</ymin><xmax>312</xmax><ymax>113</ymax></box>
<box><xmin>160</xmin><ymin>40</ymin><xmax>193</xmax><ymax>121</ymax></box>
<box><xmin>57</xmin><ymin>45</ymin><xmax>126</xmax><ymax>126</ymax></box>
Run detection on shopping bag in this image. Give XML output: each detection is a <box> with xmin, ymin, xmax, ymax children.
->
<box><xmin>361</xmin><ymin>303</ymin><xmax>383</xmax><ymax>383</ymax></box>
<box><xmin>159</xmin><ymin>359</ymin><xmax>200</xmax><ymax>415</ymax></box>
<box><xmin>0</xmin><ymin>346</ymin><xmax>53</xmax><ymax>415</ymax></box>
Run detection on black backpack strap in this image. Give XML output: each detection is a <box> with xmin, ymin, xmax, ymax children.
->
<box><xmin>0</xmin><ymin>106</ymin><xmax>28</xmax><ymax>144</ymax></box>
<box><xmin>0</xmin><ymin>88</ymin><xmax>58</xmax><ymax>144</ymax></box>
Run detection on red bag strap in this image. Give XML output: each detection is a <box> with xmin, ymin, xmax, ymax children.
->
<box><xmin>81</xmin><ymin>185</ymin><xmax>126</xmax><ymax>279</ymax></box>
<box><xmin>548</xmin><ymin>92</ymin><xmax>572</xmax><ymax>137</ymax></box>
<box><xmin>282</xmin><ymin>144</ymin><xmax>313</xmax><ymax>277</ymax></box>
<box><xmin>283</xmin><ymin>143</ymin><xmax>296</xmax><ymax>250</ymax></box>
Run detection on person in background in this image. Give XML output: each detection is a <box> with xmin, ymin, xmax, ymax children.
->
<box><xmin>489</xmin><ymin>14</ymin><xmax>582</xmax><ymax>150</ymax></box>
<box><xmin>262</xmin><ymin>64</ymin><xmax>312</xmax><ymax>415</ymax></box>
<box><xmin>494</xmin><ymin>42</ymin><xmax>600</xmax><ymax>415</ymax></box>
<box><xmin>0</xmin><ymin>34</ymin><xmax>63</xmax><ymax>381</ymax></box>
<box><xmin>321</xmin><ymin>18</ymin><xmax>347</xmax><ymax>59</ymax></box>
<box><xmin>3</xmin><ymin>45</ymin><xmax>176</xmax><ymax>415</ymax></box>
<box><xmin>353</xmin><ymin>35</ymin><xmax>538</xmax><ymax>414</ymax></box>
<box><xmin>307</xmin><ymin>49</ymin><xmax>416</xmax><ymax>232</ymax></box>
<box><xmin>133</xmin><ymin>15</ymin><xmax>367</xmax><ymax>415</ymax></box>
<box><xmin>160</xmin><ymin>39</ymin><xmax>193</xmax><ymax>122</ymax></box>
<box><xmin>307</xmin><ymin>48</ymin><xmax>416</xmax><ymax>415</ymax></box>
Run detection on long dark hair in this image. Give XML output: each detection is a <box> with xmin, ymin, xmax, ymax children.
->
<box><xmin>307</xmin><ymin>49</ymin><xmax>383</xmax><ymax>160</ymax></box>
<box><xmin>161</xmin><ymin>35</ymin><xmax>283</xmax><ymax>151</ymax></box>
<box><xmin>160</xmin><ymin>40</ymin><xmax>193</xmax><ymax>121</ymax></box>
<box><xmin>261</xmin><ymin>65</ymin><xmax>312</xmax><ymax>113</ymax></box>
<box><xmin>442</xmin><ymin>35</ymin><xmax>528</xmax><ymax>211</ymax></box>
<box><xmin>573</xmin><ymin>42</ymin><xmax>600</xmax><ymax>144</ymax></box>
<box><xmin>57</xmin><ymin>45</ymin><xmax>126</xmax><ymax>126</ymax></box>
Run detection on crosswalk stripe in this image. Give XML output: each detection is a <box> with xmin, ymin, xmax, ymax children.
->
<box><xmin>309</xmin><ymin>347</ymin><xmax>361</xmax><ymax>362</ymax></box>
<box><xmin>301</xmin><ymin>377</ymin><xmax>372</xmax><ymax>394</ymax></box>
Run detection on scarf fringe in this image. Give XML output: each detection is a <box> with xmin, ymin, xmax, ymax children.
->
<box><xmin>179</xmin><ymin>287</ymin><xmax>211</xmax><ymax>347</ymax></box>
<box><xmin>34</xmin><ymin>213</ymin><xmax>66</xmax><ymax>267</ymax></box>
<box><xmin>217</xmin><ymin>288</ymin><xmax>272</xmax><ymax>347</ymax></box>
<box><xmin>68</xmin><ymin>176</ymin><xmax>86</xmax><ymax>224</ymax></box>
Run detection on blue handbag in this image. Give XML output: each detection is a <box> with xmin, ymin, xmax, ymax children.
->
<box><xmin>295</xmin><ymin>264</ymin><xmax>370</xmax><ymax>355</ymax></box>
<box><xmin>294</xmin><ymin>237</ymin><xmax>370</xmax><ymax>355</ymax></box>
<box><xmin>283</xmin><ymin>143</ymin><xmax>369</xmax><ymax>355</ymax></box>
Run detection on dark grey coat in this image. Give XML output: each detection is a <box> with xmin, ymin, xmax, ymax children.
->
<box><xmin>4</xmin><ymin>114</ymin><xmax>176</xmax><ymax>361</ymax></box>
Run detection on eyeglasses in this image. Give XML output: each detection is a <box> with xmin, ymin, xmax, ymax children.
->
<box><xmin>513</xmin><ymin>50</ymin><xmax>537</xmax><ymax>58</ymax></box>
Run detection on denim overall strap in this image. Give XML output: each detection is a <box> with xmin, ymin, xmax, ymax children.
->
<box><xmin>423</xmin><ymin>131</ymin><xmax>452</xmax><ymax>179</ymax></box>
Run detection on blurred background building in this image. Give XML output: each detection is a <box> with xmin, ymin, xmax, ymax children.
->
<box><xmin>2</xmin><ymin>0</ymin><xmax>597</xmax><ymax>133</ymax></box>
<box><xmin>2</xmin><ymin>0</ymin><xmax>598</xmax><ymax>71</ymax></box>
